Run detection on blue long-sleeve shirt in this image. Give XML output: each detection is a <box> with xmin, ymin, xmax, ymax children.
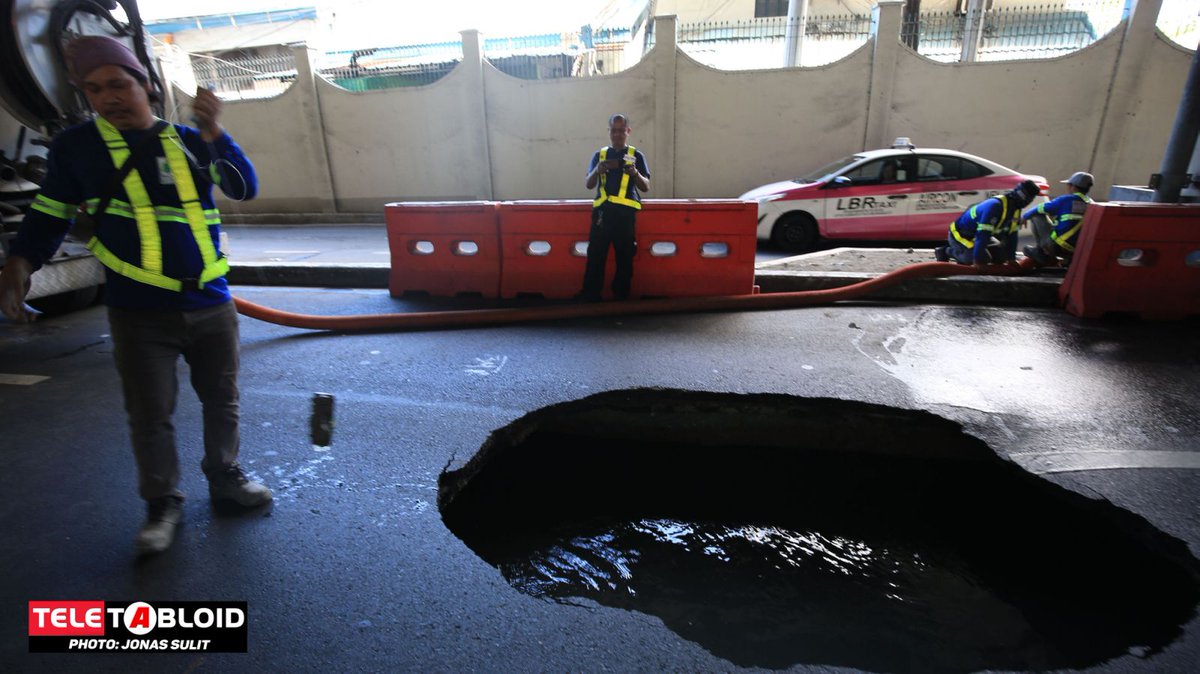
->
<box><xmin>1022</xmin><ymin>193</ymin><xmax>1091</xmax><ymax>250</ymax></box>
<box><xmin>11</xmin><ymin>120</ymin><xmax>257</xmax><ymax>311</ymax></box>
<box><xmin>951</xmin><ymin>195</ymin><xmax>1019</xmax><ymax>263</ymax></box>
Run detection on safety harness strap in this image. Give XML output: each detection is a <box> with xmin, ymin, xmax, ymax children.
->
<box><xmin>31</xmin><ymin>194</ymin><xmax>78</xmax><ymax>219</ymax></box>
<box><xmin>1050</xmin><ymin>194</ymin><xmax>1093</xmax><ymax>251</ymax></box>
<box><xmin>950</xmin><ymin>223</ymin><xmax>974</xmax><ymax>248</ymax></box>
<box><xmin>593</xmin><ymin>146</ymin><xmax>641</xmax><ymax>210</ymax></box>
<box><xmin>91</xmin><ymin>117</ymin><xmax>226</xmax><ymax>291</ymax></box>
<box><xmin>954</xmin><ymin>195</ymin><xmax>1013</xmax><ymax>248</ymax></box>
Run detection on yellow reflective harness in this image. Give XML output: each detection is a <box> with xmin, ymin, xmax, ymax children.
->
<box><xmin>1049</xmin><ymin>193</ymin><xmax>1093</xmax><ymax>252</ymax></box>
<box><xmin>87</xmin><ymin>117</ymin><xmax>228</xmax><ymax>292</ymax></box>
<box><xmin>593</xmin><ymin>146</ymin><xmax>641</xmax><ymax>210</ymax></box>
<box><xmin>950</xmin><ymin>195</ymin><xmax>1011</xmax><ymax>249</ymax></box>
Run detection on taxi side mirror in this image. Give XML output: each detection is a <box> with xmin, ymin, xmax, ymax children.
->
<box><xmin>829</xmin><ymin>176</ymin><xmax>852</xmax><ymax>187</ymax></box>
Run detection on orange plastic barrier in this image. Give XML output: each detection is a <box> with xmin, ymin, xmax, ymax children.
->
<box><xmin>633</xmin><ymin>200</ymin><xmax>758</xmax><ymax>297</ymax></box>
<box><xmin>497</xmin><ymin>199</ymin><xmax>758</xmax><ymax>299</ymax></box>
<box><xmin>497</xmin><ymin>200</ymin><xmax>595</xmax><ymax>299</ymax></box>
<box><xmin>1059</xmin><ymin>202</ymin><xmax>1200</xmax><ymax>319</ymax></box>
<box><xmin>385</xmin><ymin>201</ymin><xmax>501</xmax><ymax>298</ymax></box>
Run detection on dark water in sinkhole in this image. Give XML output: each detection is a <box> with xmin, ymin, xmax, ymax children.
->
<box><xmin>439</xmin><ymin>393</ymin><xmax>1200</xmax><ymax>673</ymax></box>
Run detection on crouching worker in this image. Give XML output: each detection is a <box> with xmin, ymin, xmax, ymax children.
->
<box><xmin>1022</xmin><ymin>171</ymin><xmax>1094</xmax><ymax>267</ymax></box>
<box><xmin>935</xmin><ymin>180</ymin><xmax>1040</xmax><ymax>270</ymax></box>
<box><xmin>0</xmin><ymin>36</ymin><xmax>271</xmax><ymax>556</ymax></box>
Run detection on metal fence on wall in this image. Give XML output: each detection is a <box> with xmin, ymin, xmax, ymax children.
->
<box><xmin>192</xmin><ymin>1</ymin><xmax>1196</xmax><ymax>98</ymax></box>
<box><xmin>481</xmin><ymin>24</ymin><xmax>644</xmax><ymax>79</ymax></box>
<box><xmin>192</xmin><ymin>49</ymin><xmax>298</xmax><ymax>100</ymax></box>
<box><xmin>1157</xmin><ymin>1</ymin><xmax>1199</xmax><ymax>50</ymax></box>
<box><xmin>672</xmin><ymin>14</ymin><xmax>873</xmax><ymax>69</ymax></box>
<box><xmin>317</xmin><ymin>42</ymin><xmax>464</xmax><ymax>90</ymax></box>
<box><xmin>900</xmin><ymin>0</ymin><xmax>1129</xmax><ymax>63</ymax></box>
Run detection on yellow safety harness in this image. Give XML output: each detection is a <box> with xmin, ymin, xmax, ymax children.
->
<box><xmin>950</xmin><ymin>195</ymin><xmax>1011</xmax><ymax>249</ymax></box>
<box><xmin>593</xmin><ymin>146</ymin><xmax>641</xmax><ymax>210</ymax></box>
<box><xmin>1048</xmin><ymin>193</ymin><xmax>1093</xmax><ymax>252</ymax></box>
<box><xmin>86</xmin><ymin>117</ymin><xmax>228</xmax><ymax>291</ymax></box>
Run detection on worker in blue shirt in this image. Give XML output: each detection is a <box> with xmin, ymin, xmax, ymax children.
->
<box><xmin>936</xmin><ymin>180</ymin><xmax>1040</xmax><ymax>269</ymax></box>
<box><xmin>0</xmin><ymin>36</ymin><xmax>271</xmax><ymax>555</ymax></box>
<box><xmin>1022</xmin><ymin>172</ymin><xmax>1094</xmax><ymax>267</ymax></box>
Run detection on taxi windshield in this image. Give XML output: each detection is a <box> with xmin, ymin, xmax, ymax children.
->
<box><xmin>796</xmin><ymin>154</ymin><xmax>864</xmax><ymax>183</ymax></box>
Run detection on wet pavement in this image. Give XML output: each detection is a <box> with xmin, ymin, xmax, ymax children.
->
<box><xmin>1</xmin><ymin>228</ymin><xmax>1199</xmax><ymax>673</ymax></box>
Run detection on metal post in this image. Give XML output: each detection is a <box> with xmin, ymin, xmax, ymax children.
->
<box><xmin>1183</xmin><ymin>128</ymin><xmax>1200</xmax><ymax>201</ymax></box>
<box><xmin>783</xmin><ymin>0</ymin><xmax>809</xmax><ymax>67</ymax></box>
<box><xmin>1153</xmin><ymin>46</ymin><xmax>1200</xmax><ymax>203</ymax></box>
<box><xmin>902</xmin><ymin>0</ymin><xmax>922</xmax><ymax>50</ymax></box>
<box><xmin>960</xmin><ymin>0</ymin><xmax>986</xmax><ymax>63</ymax></box>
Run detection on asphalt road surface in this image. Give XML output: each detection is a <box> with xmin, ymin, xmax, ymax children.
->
<box><xmin>2</xmin><ymin>284</ymin><xmax>1198</xmax><ymax>672</ymax></box>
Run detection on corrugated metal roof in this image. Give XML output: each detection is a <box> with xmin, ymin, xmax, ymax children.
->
<box><xmin>145</xmin><ymin>7</ymin><xmax>317</xmax><ymax>35</ymax></box>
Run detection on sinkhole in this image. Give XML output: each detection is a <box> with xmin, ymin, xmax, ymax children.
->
<box><xmin>437</xmin><ymin>389</ymin><xmax>1200</xmax><ymax>673</ymax></box>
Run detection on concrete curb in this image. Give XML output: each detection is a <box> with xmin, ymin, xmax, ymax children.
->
<box><xmin>229</xmin><ymin>262</ymin><xmax>1064</xmax><ymax>307</ymax></box>
<box><xmin>221</xmin><ymin>213</ymin><xmax>386</xmax><ymax>225</ymax></box>
<box><xmin>754</xmin><ymin>270</ymin><xmax>1064</xmax><ymax>307</ymax></box>
<box><xmin>228</xmin><ymin>263</ymin><xmax>391</xmax><ymax>289</ymax></box>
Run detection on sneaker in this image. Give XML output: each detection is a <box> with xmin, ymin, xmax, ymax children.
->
<box><xmin>206</xmin><ymin>462</ymin><xmax>273</xmax><ymax>507</ymax></box>
<box><xmin>1023</xmin><ymin>245</ymin><xmax>1052</xmax><ymax>267</ymax></box>
<box><xmin>135</xmin><ymin>496</ymin><xmax>183</xmax><ymax>555</ymax></box>
<box><xmin>934</xmin><ymin>246</ymin><xmax>949</xmax><ymax>262</ymax></box>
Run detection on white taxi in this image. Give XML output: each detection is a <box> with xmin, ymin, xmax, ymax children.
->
<box><xmin>740</xmin><ymin>138</ymin><xmax>1048</xmax><ymax>251</ymax></box>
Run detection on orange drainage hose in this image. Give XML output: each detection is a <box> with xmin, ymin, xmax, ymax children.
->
<box><xmin>233</xmin><ymin>259</ymin><xmax>1038</xmax><ymax>332</ymax></box>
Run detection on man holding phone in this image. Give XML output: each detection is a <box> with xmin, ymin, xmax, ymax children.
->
<box><xmin>0</xmin><ymin>35</ymin><xmax>270</xmax><ymax>556</ymax></box>
<box><xmin>579</xmin><ymin>113</ymin><xmax>650</xmax><ymax>301</ymax></box>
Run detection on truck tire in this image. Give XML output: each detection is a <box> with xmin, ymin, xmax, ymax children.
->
<box><xmin>28</xmin><ymin>284</ymin><xmax>101</xmax><ymax>315</ymax></box>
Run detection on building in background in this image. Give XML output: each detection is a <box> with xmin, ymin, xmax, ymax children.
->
<box><xmin>143</xmin><ymin>0</ymin><xmax>1193</xmax><ymax>98</ymax></box>
<box><xmin>147</xmin><ymin>7</ymin><xmax>321</xmax><ymax>98</ymax></box>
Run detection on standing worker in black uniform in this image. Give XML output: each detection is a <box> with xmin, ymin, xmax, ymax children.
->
<box><xmin>578</xmin><ymin>114</ymin><xmax>650</xmax><ymax>301</ymax></box>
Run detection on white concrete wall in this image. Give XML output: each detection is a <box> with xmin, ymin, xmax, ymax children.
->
<box><xmin>674</xmin><ymin>45</ymin><xmax>874</xmax><ymax>197</ymax></box>
<box><xmin>484</xmin><ymin>55</ymin><xmax>659</xmax><ymax>200</ymax></box>
<box><xmin>177</xmin><ymin>47</ymin><xmax>336</xmax><ymax>214</ymax></box>
<box><xmin>155</xmin><ymin>5</ymin><xmax>1193</xmax><ymax>215</ymax></box>
<box><xmin>1103</xmin><ymin>33</ymin><xmax>1195</xmax><ymax>189</ymax></box>
<box><xmin>317</xmin><ymin>67</ymin><xmax>487</xmax><ymax>209</ymax></box>
<box><xmin>887</xmin><ymin>30</ymin><xmax>1122</xmax><ymax>186</ymax></box>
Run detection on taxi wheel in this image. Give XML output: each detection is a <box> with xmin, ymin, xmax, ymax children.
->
<box><xmin>772</xmin><ymin>213</ymin><xmax>817</xmax><ymax>252</ymax></box>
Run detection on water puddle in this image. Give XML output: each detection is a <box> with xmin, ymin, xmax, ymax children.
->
<box><xmin>439</xmin><ymin>389</ymin><xmax>1200</xmax><ymax>672</ymax></box>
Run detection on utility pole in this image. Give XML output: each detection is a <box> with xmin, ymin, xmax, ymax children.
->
<box><xmin>960</xmin><ymin>0</ymin><xmax>986</xmax><ymax>63</ymax></box>
<box><xmin>1153</xmin><ymin>46</ymin><xmax>1200</xmax><ymax>202</ymax></box>
<box><xmin>783</xmin><ymin>0</ymin><xmax>809</xmax><ymax>67</ymax></box>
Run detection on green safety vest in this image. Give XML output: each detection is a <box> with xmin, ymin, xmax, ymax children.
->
<box><xmin>950</xmin><ymin>195</ymin><xmax>1013</xmax><ymax>249</ymax></box>
<box><xmin>593</xmin><ymin>146</ymin><xmax>641</xmax><ymax>210</ymax></box>
<box><xmin>87</xmin><ymin>117</ymin><xmax>228</xmax><ymax>292</ymax></box>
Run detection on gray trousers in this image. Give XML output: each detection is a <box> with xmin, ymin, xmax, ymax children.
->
<box><xmin>108</xmin><ymin>301</ymin><xmax>241</xmax><ymax>501</ymax></box>
<box><xmin>1029</xmin><ymin>214</ymin><xmax>1056</xmax><ymax>251</ymax></box>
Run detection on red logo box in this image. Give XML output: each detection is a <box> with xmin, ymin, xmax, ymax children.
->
<box><xmin>28</xmin><ymin>601</ymin><xmax>106</xmax><ymax>636</ymax></box>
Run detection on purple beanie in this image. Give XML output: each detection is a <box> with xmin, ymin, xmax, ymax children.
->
<box><xmin>66</xmin><ymin>35</ymin><xmax>148</xmax><ymax>85</ymax></box>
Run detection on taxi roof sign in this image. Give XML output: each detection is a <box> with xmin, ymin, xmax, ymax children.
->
<box><xmin>892</xmin><ymin>137</ymin><xmax>915</xmax><ymax>149</ymax></box>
